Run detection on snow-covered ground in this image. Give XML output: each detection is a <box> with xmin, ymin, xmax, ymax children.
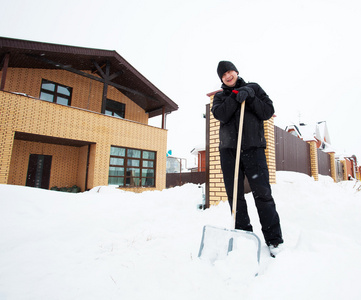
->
<box><xmin>1</xmin><ymin>171</ymin><xmax>361</xmax><ymax>300</ymax></box>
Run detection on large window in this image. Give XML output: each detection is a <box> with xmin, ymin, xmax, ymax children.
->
<box><xmin>105</xmin><ymin>99</ymin><xmax>125</xmax><ymax>118</ymax></box>
<box><xmin>109</xmin><ymin>146</ymin><xmax>156</xmax><ymax>187</ymax></box>
<box><xmin>39</xmin><ymin>79</ymin><xmax>72</xmax><ymax>106</ymax></box>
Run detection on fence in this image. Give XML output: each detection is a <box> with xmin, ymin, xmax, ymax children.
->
<box><xmin>166</xmin><ymin>172</ymin><xmax>206</xmax><ymax>188</ymax></box>
<box><xmin>317</xmin><ymin>148</ymin><xmax>332</xmax><ymax>177</ymax></box>
<box><xmin>275</xmin><ymin>126</ymin><xmax>332</xmax><ymax>178</ymax></box>
<box><xmin>275</xmin><ymin>126</ymin><xmax>312</xmax><ymax>176</ymax></box>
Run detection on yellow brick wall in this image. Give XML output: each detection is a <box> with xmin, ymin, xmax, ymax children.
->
<box><xmin>0</xmin><ymin>92</ymin><xmax>15</xmax><ymax>184</ymax></box>
<box><xmin>8</xmin><ymin>140</ymin><xmax>83</xmax><ymax>189</ymax></box>
<box><xmin>208</xmin><ymin>97</ymin><xmax>227</xmax><ymax>206</ymax></box>
<box><xmin>329</xmin><ymin>152</ymin><xmax>337</xmax><ymax>182</ymax></box>
<box><xmin>1</xmin><ymin>68</ymin><xmax>148</xmax><ymax>124</ymax></box>
<box><xmin>0</xmin><ymin>91</ymin><xmax>167</xmax><ymax>192</ymax></box>
<box><xmin>87</xmin><ymin>144</ymin><xmax>97</xmax><ymax>189</ymax></box>
<box><xmin>264</xmin><ymin>117</ymin><xmax>276</xmax><ymax>184</ymax></box>
<box><xmin>77</xmin><ymin>145</ymin><xmax>89</xmax><ymax>190</ymax></box>
<box><xmin>308</xmin><ymin>140</ymin><xmax>319</xmax><ymax>181</ymax></box>
<box><xmin>208</xmin><ymin>95</ymin><xmax>276</xmax><ymax>206</ymax></box>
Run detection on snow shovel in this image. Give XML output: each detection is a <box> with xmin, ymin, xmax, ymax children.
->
<box><xmin>198</xmin><ymin>101</ymin><xmax>261</xmax><ymax>264</ymax></box>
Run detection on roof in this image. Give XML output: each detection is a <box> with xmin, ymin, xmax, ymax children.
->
<box><xmin>206</xmin><ymin>89</ymin><xmax>223</xmax><ymax>97</ymax></box>
<box><xmin>0</xmin><ymin>36</ymin><xmax>178</xmax><ymax>118</ymax></box>
<box><xmin>190</xmin><ymin>145</ymin><xmax>205</xmax><ymax>155</ymax></box>
<box><xmin>286</xmin><ymin>122</ymin><xmax>331</xmax><ymax>144</ymax></box>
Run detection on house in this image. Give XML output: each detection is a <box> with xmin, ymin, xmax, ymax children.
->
<box><xmin>335</xmin><ymin>154</ymin><xmax>358</xmax><ymax>180</ymax></box>
<box><xmin>285</xmin><ymin>122</ymin><xmax>359</xmax><ymax>180</ymax></box>
<box><xmin>285</xmin><ymin>121</ymin><xmax>332</xmax><ymax>150</ymax></box>
<box><xmin>165</xmin><ymin>147</ymin><xmax>206</xmax><ymax>188</ymax></box>
<box><xmin>0</xmin><ymin>37</ymin><xmax>178</xmax><ymax>192</ymax></box>
<box><xmin>190</xmin><ymin>146</ymin><xmax>206</xmax><ymax>172</ymax></box>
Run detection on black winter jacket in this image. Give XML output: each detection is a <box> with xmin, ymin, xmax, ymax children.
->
<box><xmin>211</xmin><ymin>77</ymin><xmax>274</xmax><ymax>150</ymax></box>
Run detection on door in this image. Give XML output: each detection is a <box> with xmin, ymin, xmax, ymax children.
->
<box><xmin>26</xmin><ymin>154</ymin><xmax>52</xmax><ymax>189</ymax></box>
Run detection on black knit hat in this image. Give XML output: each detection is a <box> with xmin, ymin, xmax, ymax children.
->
<box><xmin>217</xmin><ymin>61</ymin><xmax>238</xmax><ymax>80</ymax></box>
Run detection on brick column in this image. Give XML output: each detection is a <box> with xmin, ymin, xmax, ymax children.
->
<box><xmin>208</xmin><ymin>96</ymin><xmax>228</xmax><ymax>206</ymax></box>
<box><xmin>0</xmin><ymin>92</ymin><xmax>16</xmax><ymax>184</ymax></box>
<box><xmin>264</xmin><ymin>117</ymin><xmax>276</xmax><ymax>184</ymax></box>
<box><xmin>328</xmin><ymin>152</ymin><xmax>337</xmax><ymax>182</ymax></box>
<box><xmin>0</xmin><ymin>130</ymin><xmax>15</xmax><ymax>184</ymax></box>
<box><xmin>308</xmin><ymin>140</ymin><xmax>319</xmax><ymax>181</ymax></box>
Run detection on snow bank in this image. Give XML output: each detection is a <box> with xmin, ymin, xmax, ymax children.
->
<box><xmin>1</xmin><ymin>173</ymin><xmax>361</xmax><ymax>299</ymax></box>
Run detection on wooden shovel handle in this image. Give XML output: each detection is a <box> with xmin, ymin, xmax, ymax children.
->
<box><xmin>232</xmin><ymin>101</ymin><xmax>246</xmax><ymax>228</ymax></box>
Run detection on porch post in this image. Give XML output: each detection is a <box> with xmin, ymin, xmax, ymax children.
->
<box><xmin>0</xmin><ymin>53</ymin><xmax>10</xmax><ymax>91</ymax></box>
<box><xmin>161</xmin><ymin>106</ymin><xmax>166</xmax><ymax>129</ymax></box>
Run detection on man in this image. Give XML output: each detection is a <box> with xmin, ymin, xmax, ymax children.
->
<box><xmin>211</xmin><ymin>61</ymin><xmax>283</xmax><ymax>256</ymax></box>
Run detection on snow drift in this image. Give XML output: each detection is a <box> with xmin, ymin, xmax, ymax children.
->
<box><xmin>1</xmin><ymin>171</ymin><xmax>361</xmax><ymax>300</ymax></box>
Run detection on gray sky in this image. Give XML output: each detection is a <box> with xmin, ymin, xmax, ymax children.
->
<box><xmin>1</xmin><ymin>0</ymin><xmax>360</xmax><ymax>163</ymax></box>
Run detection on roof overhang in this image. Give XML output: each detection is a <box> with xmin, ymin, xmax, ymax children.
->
<box><xmin>0</xmin><ymin>36</ymin><xmax>178</xmax><ymax>118</ymax></box>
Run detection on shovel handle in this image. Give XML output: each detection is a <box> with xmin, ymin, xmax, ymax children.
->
<box><xmin>232</xmin><ymin>100</ymin><xmax>246</xmax><ymax>229</ymax></box>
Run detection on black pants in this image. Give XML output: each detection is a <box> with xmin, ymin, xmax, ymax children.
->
<box><xmin>220</xmin><ymin>147</ymin><xmax>283</xmax><ymax>246</ymax></box>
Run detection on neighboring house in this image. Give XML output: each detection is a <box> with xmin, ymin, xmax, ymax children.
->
<box><xmin>285</xmin><ymin>122</ymin><xmax>359</xmax><ymax>180</ymax></box>
<box><xmin>335</xmin><ymin>154</ymin><xmax>358</xmax><ymax>180</ymax></box>
<box><xmin>165</xmin><ymin>147</ymin><xmax>206</xmax><ymax>188</ymax></box>
<box><xmin>190</xmin><ymin>146</ymin><xmax>206</xmax><ymax>172</ymax></box>
<box><xmin>285</xmin><ymin>121</ymin><xmax>332</xmax><ymax>150</ymax></box>
<box><xmin>0</xmin><ymin>37</ymin><xmax>178</xmax><ymax>192</ymax></box>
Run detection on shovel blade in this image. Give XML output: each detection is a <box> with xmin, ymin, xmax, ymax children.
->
<box><xmin>198</xmin><ymin>225</ymin><xmax>261</xmax><ymax>264</ymax></box>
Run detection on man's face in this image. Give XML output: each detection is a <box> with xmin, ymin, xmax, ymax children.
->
<box><xmin>221</xmin><ymin>70</ymin><xmax>238</xmax><ymax>87</ymax></box>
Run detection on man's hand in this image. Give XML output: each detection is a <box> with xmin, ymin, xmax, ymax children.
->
<box><xmin>232</xmin><ymin>86</ymin><xmax>255</xmax><ymax>103</ymax></box>
<box><xmin>238</xmin><ymin>86</ymin><xmax>255</xmax><ymax>98</ymax></box>
<box><xmin>235</xmin><ymin>90</ymin><xmax>248</xmax><ymax>104</ymax></box>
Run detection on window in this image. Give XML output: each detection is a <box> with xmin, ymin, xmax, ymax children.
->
<box><xmin>109</xmin><ymin>146</ymin><xmax>156</xmax><ymax>187</ymax></box>
<box><xmin>39</xmin><ymin>79</ymin><xmax>72</xmax><ymax>106</ymax></box>
<box><xmin>105</xmin><ymin>99</ymin><xmax>125</xmax><ymax>118</ymax></box>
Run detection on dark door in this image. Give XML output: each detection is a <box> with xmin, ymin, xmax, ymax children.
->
<box><xmin>26</xmin><ymin>154</ymin><xmax>52</xmax><ymax>189</ymax></box>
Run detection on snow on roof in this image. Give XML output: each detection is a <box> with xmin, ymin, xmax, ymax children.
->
<box><xmin>190</xmin><ymin>145</ymin><xmax>205</xmax><ymax>155</ymax></box>
<box><xmin>286</xmin><ymin>121</ymin><xmax>331</xmax><ymax>144</ymax></box>
<box><xmin>335</xmin><ymin>152</ymin><xmax>357</xmax><ymax>161</ymax></box>
<box><xmin>298</xmin><ymin>123</ymin><xmax>316</xmax><ymax>141</ymax></box>
<box><xmin>315</xmin><ymin>121</ymin><xmax>331</xmax><ymax>144</ymax></box>
<box><xmin>322</xmin><ymin>142</ymin><xmax>336</xmax><ymax>153</ymax></box>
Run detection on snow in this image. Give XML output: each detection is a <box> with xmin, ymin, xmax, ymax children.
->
<box><xmin>1</xmin><ymin>171</ymin><xmax>361</xmax><ymax>300</ymax></box>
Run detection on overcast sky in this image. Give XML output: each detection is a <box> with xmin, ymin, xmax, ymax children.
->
<box><xmin>1</xmin><ymin>0</ymin><xmax>360</xmax><ymax>164</ymax></box>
